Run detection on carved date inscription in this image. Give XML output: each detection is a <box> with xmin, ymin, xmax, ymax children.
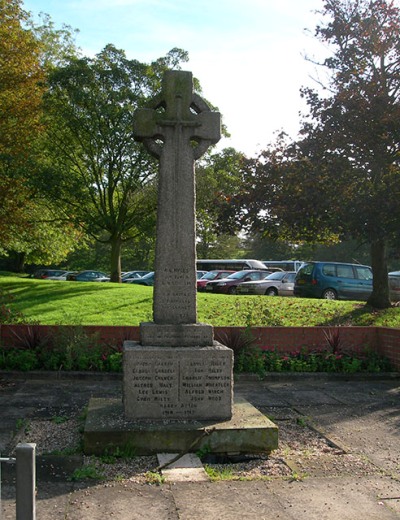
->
<box><xmin>125</xmin><ymin>346</ymin><xmax>233</xmax><ymax>420</ymax></box>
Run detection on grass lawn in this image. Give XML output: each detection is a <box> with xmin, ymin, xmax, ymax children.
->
<box><xmin>1</xmin><ymin>274</ymin><xmax>399</xmax><ymax>327</ymax></box>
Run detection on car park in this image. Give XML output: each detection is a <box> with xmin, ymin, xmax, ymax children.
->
<box><xmin>32</xmin><ymin>269</ymin><xmax>68</xmax><ymax>279</ymax></box>
<box><xmin>205</xmin><ymin>270</ymin><xmax>270</xmax><ymax>295</ymax></box>
<box><xmin>237</xmin><ymin>271</ymin><xmax>296</xmax><ymax>296</ymax></box>
<box><xmin>47</xmin><ymin>271</ymin><xmax>77</xmax><ymax>281</ymax></box>
<box><xmin>126</xmin><ymin>271</ymin><xmax>155</xmax><ymax>286</ymax></box>
<box><xmin>121</xmin><ymin>271</ymin><xmax>150</xmax><ymax>282</ymax></box>
<box><xmin>389</xmin><ymin>271</ymin><xmax>400</xmax><ymax>302</ymax></box>
<box><xmin>294</xmin><ymin>261</ymin><xmax>373</xmax><ymax>300</ymax></box>
<box><xmin>66</xmin><ymin>270</ymin><xmax>110</xmax><ymax>282</ymax></box>
<box><xmin>197</xmin><ymin>259</ymin><xmax>268</xmax><ymax>272</ymax></box>
<box><xmin>197</xmin><ymin>270</ymin><xmax>235</xmax><ymax>291</ymax></box>
<box><xmin>262</xmin><ymin>260</ymin><xmax>305</xmax><ymax>272</ymax></box>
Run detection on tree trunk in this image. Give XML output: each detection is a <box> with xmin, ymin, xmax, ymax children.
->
<box><xmin>8</xmin><ymin>251</ymin><xmax>26</xmax><ymax>273</ymax></box>
<box><xmin>110</xmin><ymin>235</ymin><xmax>122</xmax><ymax>283</ymax></box>
<box><xmin>367</xmin><ymin>237</ymin><xmax>391</xmax><ymax>309</ymax></box>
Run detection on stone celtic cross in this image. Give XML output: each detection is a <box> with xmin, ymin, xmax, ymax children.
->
<box><xmin>134</xmin><ymin>70</ymin><xmax>221</xmax><ymax>326</ymax></box>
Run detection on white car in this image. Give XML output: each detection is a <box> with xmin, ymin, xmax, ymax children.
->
<box><xmin>47</xmin><ymin>271</ymin><xmax>77</xmax><ymax>281</ymax></box>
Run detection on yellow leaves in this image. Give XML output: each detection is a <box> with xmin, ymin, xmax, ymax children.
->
<box><xmin>0</xmin><ymin>0</ymin><xmax>45</xmax><ymax>159</ymax></box>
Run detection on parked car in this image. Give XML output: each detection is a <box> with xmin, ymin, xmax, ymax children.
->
<box><xmin>237</xmin><ymin>271</ymin><xmax>296</xmax><ymax>296</ymax></box>
<box><xmin>389</xmin><ymin>271</ymin><xmax>400</xmax><ymax>302</ymax></box>
<box><xmin>121</xmin><ymin>271</ymin><xmax>150</xmax><ymax>282</ymax></box>
<box><xmin>126</xmin><ymin>271</ymin><xmax>155</xmax><ymax>286</ymax></box>
<box><xmin>197</xmin><ymin>270</ymin><xmax>208</xmax><ymax>279</ymax></box>
<box><xmin>66</xmin><ymin>270</ymin><xmax>110</xmax><ymax>282</ymax></box>
<box><xmin>47</xmin><ymin>271</ymin><xmax>77</xmax><ymax>281</ymax></box>
<box><xmin>294</xmin><ymin>261</ymin><xmax>373</xmax><ymax>300</ymax></box>
<box><xmin>32</xmin><ymin>269</ymin><xmax>68</xmax><ymax>279</ymax></box>
<box><xmin>197</xmin><ymin>270</ymin><xmax>235</xmax><ymax>291</ymax></box>
<box><xmin>204</xmin><ymin>270</ymin><xmax>270</xmax><ymax>295</ymax></box>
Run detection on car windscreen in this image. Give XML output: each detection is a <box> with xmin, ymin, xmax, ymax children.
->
<box><xmin>264</xmin><ymin>272</ymin><xmax>286</xmax><ymax>281</ymax></box>
<box><xmin>226</xmin><ymin>271</ymin><xmax>249</xmax><ymax>280</ymax></box>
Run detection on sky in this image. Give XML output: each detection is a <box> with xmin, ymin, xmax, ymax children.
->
<box><xmin>23</xmin><ymin>0</ymin><xmax>325</xmax><ymax>157</ymax></box>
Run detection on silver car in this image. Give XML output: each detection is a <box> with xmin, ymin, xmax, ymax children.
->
<box><xmin>237</xmin><ymin>271</ymin><xmax>296</xmax><ymax>296</ymax></box>
<box><xmin>389</xmin><ymin>271</ymin><xmax>400</xmax><ymax>302</ymax></box>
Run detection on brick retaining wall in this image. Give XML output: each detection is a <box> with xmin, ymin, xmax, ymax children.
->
<box><xmin>1</xmin><ymin>324</ymin><xmax>399</xmax><ymax>370</ymax></box>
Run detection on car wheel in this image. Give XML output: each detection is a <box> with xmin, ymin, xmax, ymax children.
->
<box><xmin>265</xmin><ymin>287</ymin><xmax>278</xmax><ymax>296</ymax></box>
<box><xmin>322</xmin><ymin>288</ymin><xmax>337</xmax><ymax>300</ymax></box>
<box><xmin>228</xmin><ymin>286</ymin><xmax>237</xmax><ymax>295</ymax></box>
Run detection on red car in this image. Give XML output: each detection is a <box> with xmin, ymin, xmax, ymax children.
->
<box><xmin>197</xmin><ymin>270</ymin><xmax>235</xmax><ymax>291</ymax></box>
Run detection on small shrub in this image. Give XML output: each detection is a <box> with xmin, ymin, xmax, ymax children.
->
<box><xmin>0</xmin><ymin>288</ymin><xmax>27</xmax><ymax>324</ymax></box>
<box><xmin>234</xmin><ymin>345</ymin><xmax>392</xmax><ymax>375</ymax></box>
<box><xmin>70</xmin><ymin>464</ymin><xmax>104</xmax><ymax>481</ymax></box>
<box><xmin>2</xmin><ymin>349</ymin><xmax>39</xmax><ymax>371</ymax></box>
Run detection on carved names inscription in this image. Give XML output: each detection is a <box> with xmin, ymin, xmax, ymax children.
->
<box><xmin>123</xmin><ymin>343</ymin><xmax>233</xmax><ymax>421</ymax></box>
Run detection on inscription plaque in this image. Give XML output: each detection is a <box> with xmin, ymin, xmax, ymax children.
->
<box><xmin>124</xmin><ymin>342</ymin><xmax>233</xmax><ymax>421</ymax></box>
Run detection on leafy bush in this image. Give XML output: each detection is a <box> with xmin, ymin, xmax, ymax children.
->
<box><xmin>0</xmin><ymin>325</ymin><xmax>123</xmax><ymax>372</ymax></box>
<box><xmin>0</xmin><ymin>288</ymin><xmax>27</xmax><ymax>324</ymax></box>
<box><xmin>234</xmin><ymin>345</ymin><xmax>392</xmax><ymax>374</ymax></box>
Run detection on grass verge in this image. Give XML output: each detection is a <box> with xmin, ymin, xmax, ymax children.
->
<box><xmin>1</xmin><ymin>274</ymin><xmax>399</xmax><ymax>327</ymax></box>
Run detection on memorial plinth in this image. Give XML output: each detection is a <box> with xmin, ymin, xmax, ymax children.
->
<box><xmin>123</xmin><ymin>342</ymin><xmax>233</xmax><ymax>421</ymax></box>
<box><xmin>122</xmin><ymin>69</ymin><xmax>233</xmax><ymax>423</ymax></box>
<box><xmin>139</xmin><ymin>322</ymin><xmax>213</xmax><ymax>347</ymax></box>
<box><xmin>84</xmin><ymin>70</ymin><xmax>278</xmax><ymax>456</ymax></box>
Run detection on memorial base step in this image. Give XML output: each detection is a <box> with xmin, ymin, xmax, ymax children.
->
<box><xmin>83</xmin><ymin>395</ymin><xmax>278</xmax><ymax>456</ymax></box>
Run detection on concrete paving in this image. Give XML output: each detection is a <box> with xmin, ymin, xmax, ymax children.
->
<box><xmin>0</xmin><ymin>372</ymin><xmax>399</xmax><ymax>519</ymax></box>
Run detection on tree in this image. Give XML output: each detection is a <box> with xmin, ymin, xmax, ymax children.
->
<box><xmin>242</xmin><ymin>0</ymin><xmax>400</xmax><ymax>308</ymax></box>
<box><xmin>196</xmin><ymin>147</ymin><xmax>246</xmax><ymax>258</ymax></box>
<box><xmin>0</xmin><ymin>0</ymin><xmax>44</xmax><ymax>247</ymax></box>
<box><xmin>0</xmin><ymin>3</ymin><xmax>85</xmax><ymax>269</ymax></box>
<box><xmin>0</xmin><ymin>0</ymin><xmax>44</xmax><ymax>160</ymax></box>
<box><xmin>42</xmin><ymin>46</ymin><xmax>189</xmax><ymax>282</ymax></box>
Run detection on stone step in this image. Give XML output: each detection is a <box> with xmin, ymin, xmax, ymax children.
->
<box><xmin>157</xmin><ymin>453</ymin><xmax>209</xmax><ymax>482</ymax></box>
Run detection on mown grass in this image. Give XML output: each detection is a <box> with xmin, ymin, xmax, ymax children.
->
<box><xmin>1</xmin><ymin>274</ymin><xmax>399</xmax><ymax>327</ymax></box>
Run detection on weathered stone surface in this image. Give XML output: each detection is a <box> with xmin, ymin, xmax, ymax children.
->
<box><xmin>123</xmin><ymin>341</ymin><xmax>233</xmax><ymax>421</ymax></box>
<box><xmin>139</xmin><ymin>322</ymin><xmax>213</xmax><ymax>347</ymax></box>
<box><xmin>134</xmin><ymin>70</ymin><xmax>221</xmax><ymax>327</ymax></box>
<box><xmin>84</xmin><ymin>396</ymin><xmax>278</xmax><ymax>456</ymax></box>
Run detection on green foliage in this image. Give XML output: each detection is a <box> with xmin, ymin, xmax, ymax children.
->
<box><xmin>239</xmin><ymin>0</ymin><xmax>400</xmax><ymax>309</ymax></box>
<box><xmin>51</xmin><ymin>415</ymin><xmax>68</xmax><ymax>424</ymax></box>
<box><xmin>99</xmin><ymin>444</ymin><xmax>137</xmax><ymax>464</ymax></box>
<box><xmin>204</xmin><ymin>465</ymin><xmax>234</xmax><ymax>481</ymax></box>
<box><xmin>70</xmin><ymin>464</ymin><xmax>104</xmax><ymax>481</ymax></box>
<box><xmin>234</xmin><ymin>346</ymin><xmax>392</xmax><ymax>374</ymax></box>
<box><xmin>41</xmin><ymin>45</ymin><xmax>190</xmax><ymax>281</ymax></box>
<box><xmin>196</xmin><ymin>147</ymin><xmax>247</xmax><ymax>258</ymax></box>
<box><xmin>145</xmin><ymin>471</ymin><xmax>165</xmax><ymax>485</ymax></box>
<box><xmin>0</xmin><ymin>287</ymin><xmax>27</xmax><ymax>324</ymax></box>
<box><xmin>15</xmin><ymin>418</ymin><xmax>30</xmax><ymax>433</ymax></box>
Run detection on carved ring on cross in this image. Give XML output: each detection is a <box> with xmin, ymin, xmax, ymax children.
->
<box><xmin>140</xmin><ymin>92</ymin><xmax>218</xmax><ymax>161</ymax></box>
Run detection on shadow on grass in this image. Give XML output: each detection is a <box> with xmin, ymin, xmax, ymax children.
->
<box><xmin>316</xmin><ymin>303</ymin><xmax>377</xmax><ymax>327</ymax></box>
<box><xmin>1</xmin><ymin>278</ymin><xmax>153</xmax><ymax>323</ymax></box>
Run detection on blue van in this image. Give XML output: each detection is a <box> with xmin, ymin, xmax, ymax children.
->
<box><xmin>294</xmin><ymin>262</ymin><xmax>373</xmax><ymax>300</ymax></box>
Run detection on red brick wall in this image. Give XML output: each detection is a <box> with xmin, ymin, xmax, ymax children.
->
<box><xmin>215</xmin><ymin>326</ymin><xmax>377</xmax><ymax>354</ymax></box>
<box><xmin>376</xmin><ymin>327</ymin><xmax>400</xmax><ymax>370</ymax></box>
<box><xmin>1</xmin><ymin>324</ymin><xmax>399</xmax><ymax>370</ymax></box>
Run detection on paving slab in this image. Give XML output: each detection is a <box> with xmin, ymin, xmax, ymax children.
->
<box><xmin>1</xmin><ymin>373</ymin><xmax>400</xmax><ymax>520</ymax></box>
<box><xmin>300</xmin><ymin>404</ymin><xmax>400</xmax><ymax>475</ymax></box>
<box><xmin>157</xmin><ymin>453</ymin><xmax>209</xmax><ymax>482</ymax></box>
<box><xmin>267</xmin><ymin>476</ymin><xmax>400</xmax><ymax>520</ymax></box>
